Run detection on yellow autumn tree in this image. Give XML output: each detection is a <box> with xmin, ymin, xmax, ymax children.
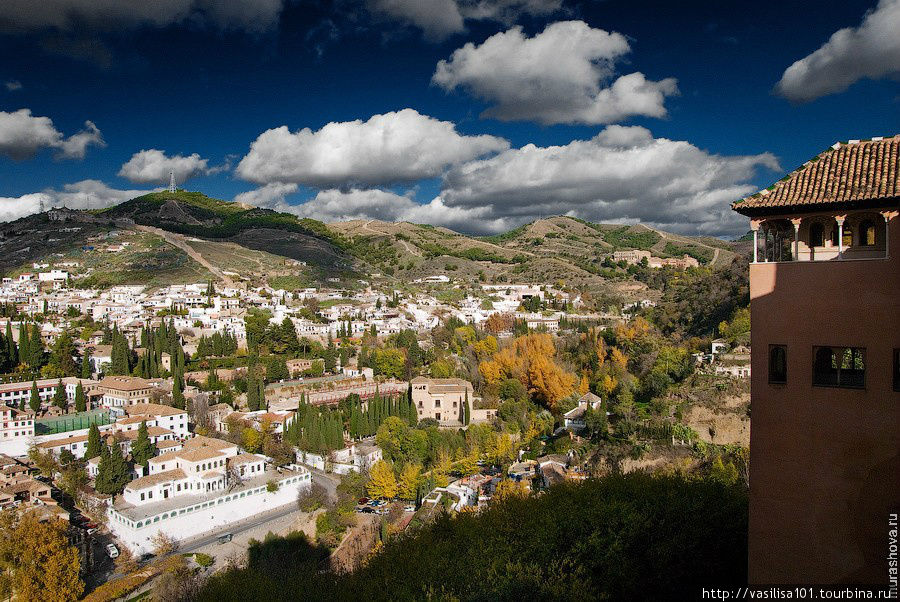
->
<box><xmin>433</xmin><ymin>449</ymin><xmax>453</xmax><ymax>487</ymax></box>
<box><xmin>577</xmin><ymin>373</ymin><xmax>590</xmax><ymax>395</ymax></box>
<box><xmin>397</xmin><ymin>463</ymin><xmax>422</xmax><ymax>500</ymax></box>
<box><xmin>367</xmin><ymin>460</ymin><xmax>398</xmax><ymax>499</ymax></box>
<box><xmin>487</xmin><ymin>433</ymin><xmax>515</xmax><ymax>465</ymax></box>
<box><xmin>491</xmin><ymin>333</ymin><xmax>575</xmax><ymax>409</ymax></box>
<box><xmin>478</xmin><ymin>359</ymin><xmax>503</xmax><ymax>387</ymax></box>
<box><xmin>472</xmin><ymin>335</ymin><xmax>498</xmax><ymax>359</ymax></box>
<box><xmin>492</xmin><ymin>479</ymin><xmax>529</xmax><ymax>504</ymax></box>
<box><xmin>7</xmin><ymin>512</ymin><xmax>83</xmax><ymax>602</ymax></box>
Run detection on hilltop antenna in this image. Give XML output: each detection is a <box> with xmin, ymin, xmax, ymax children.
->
<box><xmin>39</xmin><ymin>198</ymin><xmax>44</xmax><ymax>214</ymax></box>
<box><xmin>168</xmin><ymin>170</ymin><xmax>176</xmax><ymax>193</ymax></box>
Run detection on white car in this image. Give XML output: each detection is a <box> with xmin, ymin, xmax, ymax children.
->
<box><xmin>105</xmin><ymin>544</ymin><xmax>119</xmax><ymax>559</ymax></box>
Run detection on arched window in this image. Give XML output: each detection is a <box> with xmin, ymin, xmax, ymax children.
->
<box><xmin>769</xmin><ymin>346</ymin><xmax>787</xmax><ymax>384</ymax></box>
<box><xmin>809</xmin><ymin>223</ymin><xmax>824</xmax><ymax>247</ymax></box>
<box><xmin>859</xmin><ymin>220</ymin><xmax>876</xmax><ymax>246</ymax></box>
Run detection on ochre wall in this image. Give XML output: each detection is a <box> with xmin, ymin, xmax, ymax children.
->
<box><xmin>748</xmin><ymin>217</ymin><xmax>900</xmax><ymax>584</ymax></box>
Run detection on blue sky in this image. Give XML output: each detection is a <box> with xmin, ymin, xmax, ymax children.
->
<box><xmin>0</xmin><ymin>0</ymin><xmax>898</xmax><ymax>237</ymax></box>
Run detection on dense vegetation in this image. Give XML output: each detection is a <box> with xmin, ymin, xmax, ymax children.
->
<box><xmin>102</xmin><ymin>191</ymin><xmax>342</xmax><ymax>248</ymax></box>
<box><xmin>197</xmin><ymin>473</ymin><xmax>748</xmax><ymax>601</ymax></box>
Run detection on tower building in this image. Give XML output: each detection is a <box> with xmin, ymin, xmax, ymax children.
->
<box><xmin>732</xmin><ymin>135</ymin><xmax>899</xmax><ymax>585</ymax></box>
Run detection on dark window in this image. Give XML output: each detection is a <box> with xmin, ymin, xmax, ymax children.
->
<box><xmin>809</xmin><ymin>223</ymin><xmax>824</xmax><ymax>248</ymax></box>
<box><xmin>842</xmin><ymin>226</ymin><xmax>853</xmax><ymax>248</ymax></box>
<box><xmin>893</xmin><ymin>349</ymin><xmax>900</xmax><ymax>392</ymax></box>
<box><xmin>769</xmin><ymin>345</ymin><xmax>787</xmax><ymax>384</ymax></box>
<box><xmin>813</xmin><ymin>346</ymin><xmax>866</xmax><ymax>388</ymax></box>
<box><xmin>859</xmin><ymin>221</ymin><xmax>876</xmax><ymax>246</ymax></box>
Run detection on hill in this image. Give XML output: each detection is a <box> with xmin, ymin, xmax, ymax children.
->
<box><xmin>0</xmin><ymin>192</ymin><xmax>743</xmax><ymax>298</ymax></box>
<box><xmin>100</xmin><ymin>191</ymin><xmax>354</xmax><ymax>275</ymax></box>
<box><xmin>197</xmin><ymin>473</ymin><xmax>747</xmax><ymax>601</ymax></box>
<box><xmin>327</xmin><ymin>216</ymin><xmax>740</xmax><ymax>302</ymax></box>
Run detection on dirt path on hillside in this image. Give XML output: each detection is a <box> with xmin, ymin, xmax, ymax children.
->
<box><xmin>135</xmin><ymin>225</ymin><xmax>234</xmax><ymax>285</ymax></box>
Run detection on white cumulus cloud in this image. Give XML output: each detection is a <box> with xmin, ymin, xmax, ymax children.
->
<box><xmin>235</xmin><ymin>108</ymin><xmax>509</xmax><ymax>188</ymax></box>
<box><xmin>233</xmin><ymin>182</ymin><xmax>299</xmax><ymax>208</ymax></box>
<box><xmin>0</xmin><ymin>180</ymin><xmax>152</xmax><ymax>222</ymax></box>
<box><xmin>775</xmin><ymin>0</ymin><xmax>900</xmax><ymax>102</ymax></box>
<box><xmin>437</xmin><ymin>125</ymin><xmax>780</xmax><ymax>236</ymax></box>
<box><xmin>367</xmin><ymin>0</ymin><xmax>561</xmax><ymax>40</ymax></box>
<box><xmin>0</xmin><ymin>108</ymin><xmax>104</xmax><ymax>160</ymax></box>
<box><xmin>0</xmin><ymin>0</ymin><xmax>285</xmax><ymax>34</ymax></box>
<box><xmin>118</xmin><ymin>149</ymin><xmax>220</xmax><ymax>184</ymax></box>
<box><xmin>4</xmin><ymin>80</ymin><xmax>22</xmax><ymax>91</ymax></box>
<box><xmin>256</xmin><ymin>187</ymin><xmax>511</xmax><ymax>233</ymax></box>
<box><xmin>433</xmin><ymin>20</ymin><xmax>678</xmax><ymax>125</ymax></box>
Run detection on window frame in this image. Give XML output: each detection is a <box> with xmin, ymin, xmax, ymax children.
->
<box><xmin>768</xmin><ymin>345</ymin><xmax>787</xmax><ymax>384</ymax></box>
<box><xmin>893</xmin><ymin>349</ymin><xmax>900</xmax><ymax>393</ymax></box>
<box><xmin>812</xmin><ymin>345</ymin><xmax>866</xmax><ymax>389</ymax></box>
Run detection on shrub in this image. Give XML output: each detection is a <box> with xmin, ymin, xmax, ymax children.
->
<box><xmin>266</xmin><ymin>480</ymin><xmax>279</xmax><ymax>493</ymax></box>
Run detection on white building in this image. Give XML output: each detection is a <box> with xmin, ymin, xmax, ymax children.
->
<box><xmin>0</xmin><ymin>407</ymin><xmax>35</xmax><ymax>457</ymax></box>
<box><xmin>108</xmin><ymin>435</ymin><xmax>311</xmax><ymax>554</ymax></box>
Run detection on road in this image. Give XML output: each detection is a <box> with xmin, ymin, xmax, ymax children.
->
<box><xmin>134</xmin><ymin>224</ymin><xmax>234</xmax><ymax>286</ymax></box>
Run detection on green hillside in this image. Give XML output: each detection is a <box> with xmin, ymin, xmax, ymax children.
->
<box><xmin>197</xmin><ymin>473</ymin><xmax>748</xmax><ymax>601</ymax></box>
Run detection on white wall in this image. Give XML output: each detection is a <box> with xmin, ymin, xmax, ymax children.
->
<box><xmin>108</xmin><ymin>473</ymin><xmax>311</xmax><ymax>555</ymax></box>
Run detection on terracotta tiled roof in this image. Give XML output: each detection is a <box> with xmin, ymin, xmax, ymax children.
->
<box><xmin>733</xmin><ymin>136</ymin><xmax>900</xmax><ymax>215</ymax></box>
<box><xmin>125</xmin><ymin>468</ymin><xmax>187</xmax><ymax>490</ymax></box>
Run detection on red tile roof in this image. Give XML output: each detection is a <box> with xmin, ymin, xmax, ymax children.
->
<box><xmin>733</xmin><ymin>136</ymin><xmax>900</xmax><ymax>215</ymax></box>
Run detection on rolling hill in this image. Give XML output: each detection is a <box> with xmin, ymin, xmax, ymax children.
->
<box><xmin>0</xmin><ymin>191</ymin><xmax>743</xmax><ymax>295</ymax></box>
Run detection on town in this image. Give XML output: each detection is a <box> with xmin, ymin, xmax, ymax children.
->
<box><xmin>0</xmin><ymin>239</ymin><xmax>753</xmax><ymax>597</ymax></box>
<box><xmin>1</xmin><ymin>0</ymin><xmax>896</xmax><ymax>599</ymax></box>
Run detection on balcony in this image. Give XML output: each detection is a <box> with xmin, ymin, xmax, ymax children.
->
<box><xmin>749</xmin><ymin>210</ymin><xmax>894</xmax><ymax>264</ymax></box>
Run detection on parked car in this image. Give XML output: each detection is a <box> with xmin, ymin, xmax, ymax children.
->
<box><xmin>105</xmin><ymin>544</ymin><xmax>119</xmax><ymax>559</ymax></box>
<box><xmin>87</xmin><ymin>528</ymin><xmax>98</xmax><ymax>535</ymax></box>
<box><xmin>359</xmin><ymin>507</ymin><xmax>375</xmax><ymax>514</ymax></box>
<box><xmin>404</xmin><ymin>505</ymin><xmax>415</xmax><ymax>513</ymax></box>
<box><xmin>217</xmin><ymin>533</ymin><xmax>233</xmax><ymax>544</ymax></box>
<box><xmin>358</xmin><ymin>497</ymin><xmax>369</xmax><ymax>505</ymax></box>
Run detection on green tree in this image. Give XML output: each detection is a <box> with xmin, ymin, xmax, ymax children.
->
<box><xmin>242</xmin><ymin>428</ymin><xmax>263</xmax><ymax>453</ymax></box>
<box><xmin>48</xmin><ymin>331</ymin><xmax>77</xmax><ymax>377</ymax></box>
<box><xmin>96</xmin><ymin>443</ymin><xmax>129</xmax><ymax>495</ymax></box>
<box><xmin>80</xmin><ymin>348</ymin><xmax>93</xmax><ymax>379</ymax></box>
<box><xmin>28</xmin><ymin>323</ymin><xmax>44</xmax><ymax>368</ymax></box>
<box><xmin>52</xmin><ymin>379</ymin><xmax>66</xmax><ymax>410</ymax></box>
<box><xmin>17</xmin><ymin>322</ymin><xmax>29</xmax><ymax>367</ymax></box>
<box><xmin>28</xmin><ymin>381</ymin><xmax>41</xmax><ymax>413</ymax></box>
<box><xmin>131</xmin><ymin>421</ymin><xmax>157</xmax><ymax>468</ymax></box>
<box><xmin>84</xmin><ymin>424</ymin><xmax>102</xmax><ymax>459</ymax></box>
<box><xmin>74</xmin><ymin>381</ymin><xmax>86</xmax><ymax>413</ymax></box>
<box><xmin>171</xmin><ymin>378</ymin><xmax>185</xmax><ymax>410</ymax></box>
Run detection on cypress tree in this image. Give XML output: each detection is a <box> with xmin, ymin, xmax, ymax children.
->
<box><xmin>28</xmin><ymin>380</ymin><xmax>41</xmax><ymax>413</ymax></box>
<box><xmin>17</xmin><ymin>322</ymin><xmax>29</xmax><ymax>367</ymax></box>
<box><xmin>85</xmin><ymin>423</ymin><xmax>102</xmax><ymax>459</ymax></box>
<box><xmin>131</xmin><ymin>420</ymin><xmax>156</xmax><ymax>468</ymax></box>
<box><xmin>28</xmin><ymin>322</ymin><xmax>43</xmax><ymax>367</ymax></box>
<box><xmin>53</xmin><ymin>378</ymin><xmax>66</xmax><ymax>410</ymax></box>
<box><xmin>3</xmin><ymin>321</ymin><xmax>14</xmax><ymax>370</ymax></box>
<box><xmin>463</xmin><ymin>390</ymin><xmax>470</xmax><ymax>426</ymax></box>
<box><xmin>172</xmin><ymin>378</ymin><xmax>185</xmax><ymax>410</ymax></box>
<box><xmin>75</xmin><ymin>381</ymin><xmax>86</xmax><ymax>413</ymax></box>
<box><xmin>81</xmin><ymin>348</ymin><xmax>93</xmax><ymax>379</ymax></box>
